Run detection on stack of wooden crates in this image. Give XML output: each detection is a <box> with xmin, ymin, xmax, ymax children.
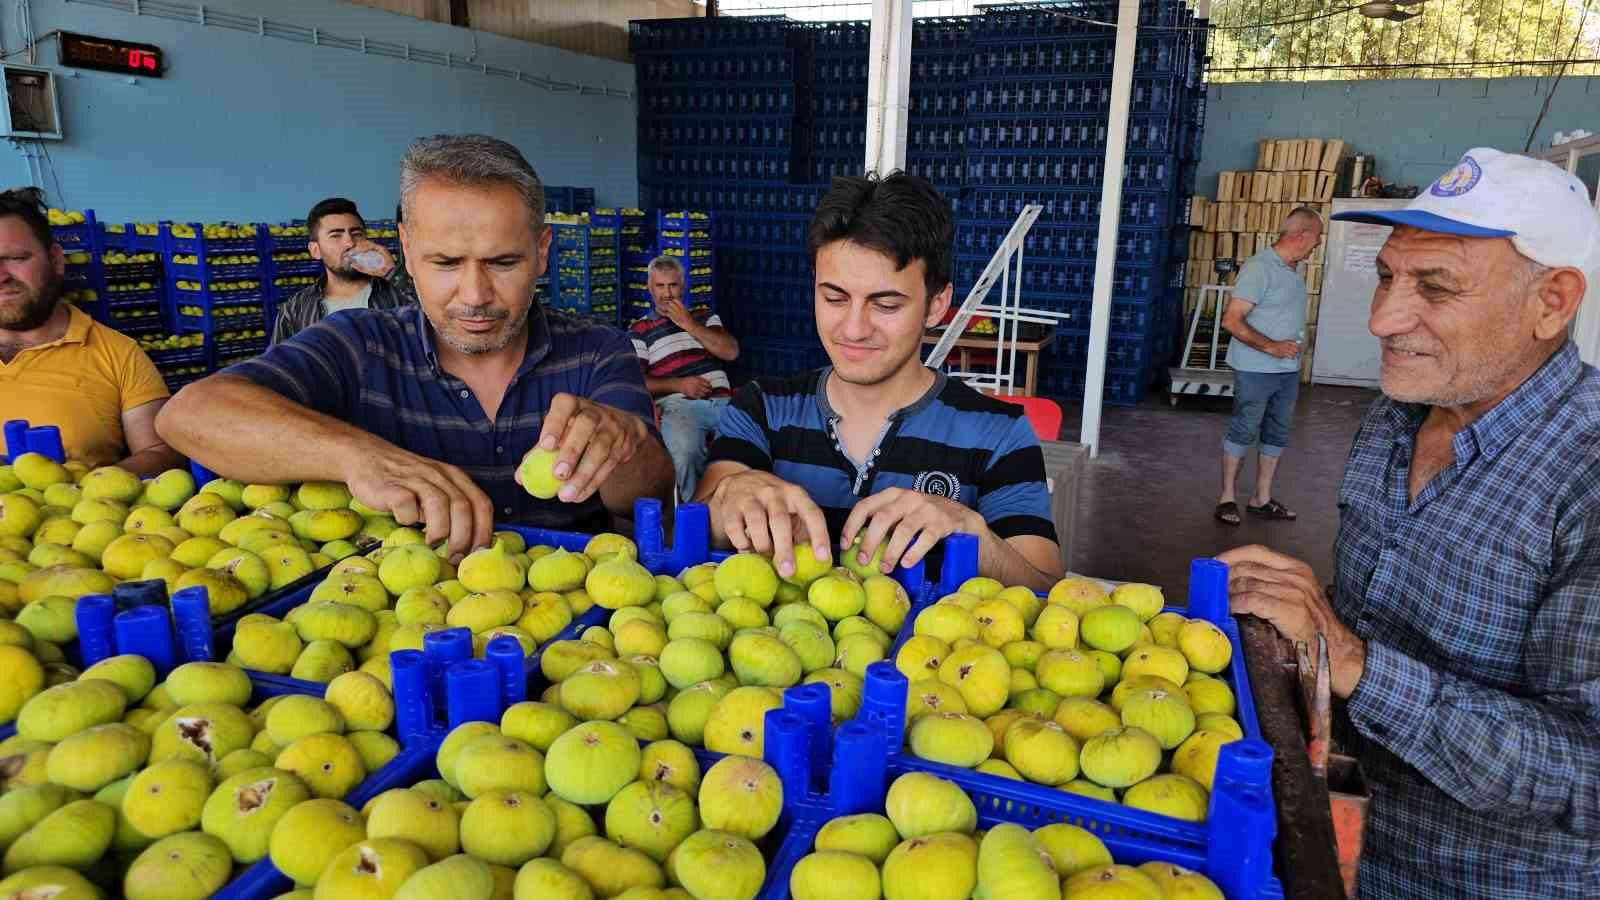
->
<box><xmin>1183</xmin><ymin>138</ymin><xmax>1349</xmax><ymax>382</ymax></box>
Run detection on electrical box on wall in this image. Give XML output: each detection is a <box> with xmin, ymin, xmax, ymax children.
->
<box><xmin>1</xmin><ymin>63</ymin><xmax>63</xmax><ymax>140</ymax></box>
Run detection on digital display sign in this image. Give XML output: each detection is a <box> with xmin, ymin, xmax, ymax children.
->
<box><xmin>59</xmin><ymin>32</ymin><xmax>163</xmax><ymax>77</ymax></box>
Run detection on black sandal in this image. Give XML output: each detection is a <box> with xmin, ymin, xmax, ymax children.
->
<box><xmin>1214</xmin><ymin>501</ymin><xmax>1242</xmax><ymax>526</ymax></box>
<box><xmin>1247</xmin><ymin>499</ymin><xmax>1298</xmax><ymax>520</ymax></box>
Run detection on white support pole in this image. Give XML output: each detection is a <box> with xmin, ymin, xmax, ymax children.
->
<box><xmin>1079</xmin><ymin>0</ymin><xmax>1140</xmax><ymax>458</ymax></box>
<box><xmin>865</xmin><ymin>0</ymin><xmax>913</xmax><ymax>174</ymax></box>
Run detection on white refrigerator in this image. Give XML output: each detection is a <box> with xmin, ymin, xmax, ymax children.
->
<box><xmin>1312</xmin><ymin>198</ymin><xmax>1408</xmax><ymax>388</ymax></box>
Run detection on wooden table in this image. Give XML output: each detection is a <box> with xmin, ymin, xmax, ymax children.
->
<box><xmin>923</xmin><ymin>327</ymin><xmax>1056</xmax><ymax>396</ymax></box>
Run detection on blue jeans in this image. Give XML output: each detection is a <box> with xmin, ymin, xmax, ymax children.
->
<box><xmin>659</xmin><ymin>395</ymin><xmax>729</xmax><ymax>502</ymax></box>
<box><xmin>1223</xmin><ymin>370</ymin><xmax>1299</xmax><ymax>458</ymax></box>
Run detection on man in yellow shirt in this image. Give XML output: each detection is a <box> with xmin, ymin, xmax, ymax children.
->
<box><xmin>0</xmin><ymin>188</ymin><xmax>183</xmax><ymax>473</ymax></box>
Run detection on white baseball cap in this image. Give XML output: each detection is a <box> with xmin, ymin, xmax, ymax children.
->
<box><xmin>1332</xmin><ymin>147</ymin><xmax>1600</xmax><ymax>275</ymax></box>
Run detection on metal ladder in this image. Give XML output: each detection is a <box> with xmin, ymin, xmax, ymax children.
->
<box><xmin>924</xmin><ymin>204</ymin><xmax>1071</xmax><ymax>394</ymax></box>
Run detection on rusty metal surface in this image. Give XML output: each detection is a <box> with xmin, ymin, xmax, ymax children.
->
<box><xmin>1240</xmin><ymin>616</ymin><xmax>1347</xmax><ymax>900</ymax></box>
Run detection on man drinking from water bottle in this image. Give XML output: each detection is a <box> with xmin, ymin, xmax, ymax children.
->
<box><xmin>271</xmin><ymin>197</ymin><xmax>414</xmax><ymax>344</ymax></box>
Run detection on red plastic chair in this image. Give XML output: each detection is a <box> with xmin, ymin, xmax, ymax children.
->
<box><xmin>991</xmin><ymin>394</ymin><xmax>1063</xmax><ymax>442</ymax></box>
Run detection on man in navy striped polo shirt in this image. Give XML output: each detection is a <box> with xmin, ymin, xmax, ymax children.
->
<box><xmin>697</xmin><ymin>173</ymin><xmax>1062</xmax><ymax>589</ymax></box>
<box><xmin>156</xmin><ymin>135</ymin><xmax>673</xmax><ymax>556</ymax></box>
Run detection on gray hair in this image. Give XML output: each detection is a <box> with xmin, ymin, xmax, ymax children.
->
<box><xmin>1513</xmin><ymin>254</ymin><xmax>1551</xmax><ymax>296</ymax></box>
<box><xmin>647</xmin><ymin>254</ymin><xmax>684</xmax><ymax>279</ymax></box>
<box><xmin>400</xmin><ymin>134</ymin><xmax>545</xmax><ymax>229</ymax></box>
<box><xmin>1277</xmin><ymin>206</ymin><xmax>1323</xmax><ymax>240</ymax></box>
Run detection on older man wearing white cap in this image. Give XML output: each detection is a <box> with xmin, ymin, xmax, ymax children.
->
<box><xmin>1216</xmin><ymin>148</ymin><xmax>1600</xmax><ymax>898</ymax></box>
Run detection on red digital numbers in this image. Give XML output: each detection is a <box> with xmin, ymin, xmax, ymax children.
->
<box><xmin>125</xmin><ymin>48</ymin><xmax>157</xmax><ymax>71</ymax></box>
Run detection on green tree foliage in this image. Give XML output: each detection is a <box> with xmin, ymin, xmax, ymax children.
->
<box><xmin>1206</xmin><ymin>0</ymin><xmax>1600</xmax><ymax>81</ymax></box>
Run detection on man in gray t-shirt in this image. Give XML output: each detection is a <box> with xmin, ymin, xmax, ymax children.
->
<box><xmin>1214</xmin><ymin>206</ymin><xmax>1323</xmax><ymax>525</ymax></box>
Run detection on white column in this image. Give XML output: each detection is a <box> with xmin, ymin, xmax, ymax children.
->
<box><xmin>865</xmin><ymin>0</ymin><xmax>913</xmax><ymax>174</ymax></box>
<box><xmin>1079</xmin><ymin>0</ymin><xmax>1141</xmax><ymax>457</ymax></box>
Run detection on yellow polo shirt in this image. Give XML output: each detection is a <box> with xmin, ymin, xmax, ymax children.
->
<box><xmin>0</xmin><ymin>305</ymin><xmax>170</xmax><ymax>467</ymax></box>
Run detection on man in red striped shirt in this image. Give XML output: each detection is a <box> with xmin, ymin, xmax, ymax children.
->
<box><xmin>629</xmin><ymin>255</ymin><xmax>740</xmax><ymax>501</ymax></box>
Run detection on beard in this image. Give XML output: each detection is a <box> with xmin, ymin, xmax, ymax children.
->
<box><xmin>0</xmin><ymin>270</ymin><xmax>62</xmax><ymax>331</ymax></box>
<box><xmin>437</xmin><ymin>301</ymin><xmax>532</xmax><ymax>356</ymax></box>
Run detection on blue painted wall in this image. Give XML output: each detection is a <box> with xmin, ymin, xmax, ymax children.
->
<box><xmin>3</xmin><ymin>0</ymin><xmax>638</xmax><ymax>223</ymax></box>
<box><xmin>1197</xmin><ymin>76</ymin><xmax>1600</xmax><ymax>197</ymax></box>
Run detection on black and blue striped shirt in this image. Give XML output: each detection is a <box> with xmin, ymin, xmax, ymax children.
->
<box><xmin>225</xmin><ymin>304</ymin><xmax>656</xmax><ymax>533</ymax></box>
<box><xmin>709</xmin><ymin>368</ymin><xmax>1057</xmax><ymax>557</ymax></box>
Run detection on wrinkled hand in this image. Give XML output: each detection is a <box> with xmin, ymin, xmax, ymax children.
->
<box><xmin>659</xmin><ymin>296</ymin><xmax>694</xmax><ymax>330</ymax></box>
<box><xmin>1217</xmin><ymin>544</ymin><xmax>1366</xmax><ymax>697</ymax></box>
<box><xmin>841</xmin><ymin>487</ymin><xmax>981</xmax><ymax>574</ymax></box>
<box><xmin>342</xmin><ymin>443</ymin><xmax>493</xmax><ymax>561</ymax></box>
<box><xmin>519</xmin><ymin>393</ymin><xmax>651</xmax><ymax>504</ymax></box>
<box><xmin>678</xmin><ymin>376</ymin><xmax>714</xmax><ymax>400</ymax></box>
<box><xmin>712</xmin><ymin>469</ymin><xmax>831</xmax><ymax>578</ymax></box>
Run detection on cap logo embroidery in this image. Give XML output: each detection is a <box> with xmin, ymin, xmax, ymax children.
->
<box><xmin>1431</xmin><ymin>156</ymin><xmax>1482</xmax><ymax>197</ymax></box>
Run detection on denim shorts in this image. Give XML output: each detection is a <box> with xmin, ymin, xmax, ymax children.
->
<box><xmin>1223</xmin><ymin>370</ymin><xmax>1299</xmax><ymax>458</ymax></box>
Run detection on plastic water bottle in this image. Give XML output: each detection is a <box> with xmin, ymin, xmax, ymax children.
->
<box><xmin>348</xmin><ymin>249</ymin><xmax>387</xmax><ymax>273</ymax></box>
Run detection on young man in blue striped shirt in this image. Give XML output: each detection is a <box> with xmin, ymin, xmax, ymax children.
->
<box><xmin>697</xmin><ymin>173</ymin><xmax>1062</xmax><ymax>590</ymax></box>
<box><xmin>156</xmin><ymin>135</ymin><xmax>673</xmax><ymax>557</ymax></box>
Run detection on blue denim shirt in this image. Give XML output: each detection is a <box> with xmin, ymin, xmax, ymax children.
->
<box><xmin>1333</xmin><ymin>341</ymin><xmax>1600</xmax><ymax>898</ymax></box>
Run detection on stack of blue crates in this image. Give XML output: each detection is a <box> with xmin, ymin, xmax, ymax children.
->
<box><xmin>606</xmin><ymin>208</ymin><xmax>657</xmax><ymax>323</ymax></box>
<box><xmin>630</xmin><ymin>0</ymin><xmax>1205</xmax><ymax>403</ymax></box>
<box><xmin>97</xmin><ymin>224</ymin><xmax>166</xmax><ymax>340</ymax></box>
<box><xmin>545</xmin><ymin>185</ymin><xmax>597</xmax><ymax>214</ymax></box>
<box><xmin>549</xmin><ymin>215</ymin><xmax>620</xmax><ymax>324</ymax></box>
<box><xmin>99</xmin><ymin>222</ymin><xmax>207</xmax><ymax>390</ymax></box>
<box><xmin>263</xmin><ymin>221</ymin><xmax>319</xmax><ymax>311</ymax></box>
<box><xmin>655</xmin><ymin>209</ymin><xmax>717</xmax><ymax>314</ymax></box>
<box><xmin>964</xmin><ymin>0</ymin><xmax>1202</xmax><ymax>403</ymax></box>
<box><xmin>51</xmin><ymin>210</ymin><xmax>107</xmax><ymax>324</ymax></box>
<box><xmin>160</xmin><ymin>222</ymin><xmax>271</xmax><ymax>374</ymax></box>
<box><xmin>632</xmin><ymin>16</ymin><xmax>815</xmax><ymax>378</ymax></box>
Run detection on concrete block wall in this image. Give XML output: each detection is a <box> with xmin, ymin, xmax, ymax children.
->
<box><xmin>1196</xmin><ymin>76</ymin><xmax>1600</xmax><ymax>197</ymax></box>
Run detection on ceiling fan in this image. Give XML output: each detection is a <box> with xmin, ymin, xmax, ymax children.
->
<box><xmin>1358</xmin><ymin>0</ymin><xmax>1427</xmax><ymax>22</ymax></box>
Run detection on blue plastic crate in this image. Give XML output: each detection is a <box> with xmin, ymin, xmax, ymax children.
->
<box><xmin>863</xmin><ymin>545</ymin><xmax>1277</xmax><ymax>888</ymax></box>
<box><xmin>161</xmin><ymin>221</ymin><xmax>263</xmax><ymax>256</ymax></box>
<box><xmin>48</xmin><ymin>209</ymin><xmax>100</xmax><ymax>250</ymax></box>
<box><xmin>637</xmin><ymin>47</ymin><xmax>796</xmax><ymax>84</ymax></box>
<box><xmin>955</xmin><ymin>221</ymin><xmax>1182</xmax><ymax>267</ymax></box>
<box><xmin>631</xmin><ymin>15</ymin><xmax>792</xmax><ymax>54</ymax></box>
